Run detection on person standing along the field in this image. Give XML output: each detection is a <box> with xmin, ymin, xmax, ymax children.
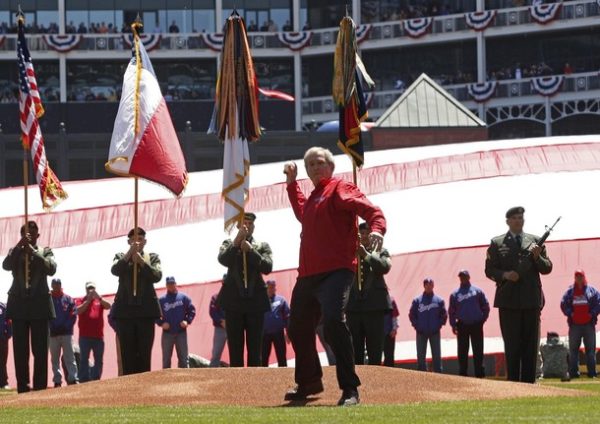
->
<box><xmin>2</xmin><ymin>221</ymin><xmax>56</xmax><ymax>393</ymax></box>
<box><xmin>485</xmin><ymin>206</ymin><xmax>553</xmax><ymax>383</ymax></box>
<box><xmin>283</xmin><ymin>147</ymin><xmax>386</xmax><ymax>407</ymax></box>
<box><xmin>111</xmin><ymin>227</ymin><xmax>162</xmax><ymax>375</ymax></box>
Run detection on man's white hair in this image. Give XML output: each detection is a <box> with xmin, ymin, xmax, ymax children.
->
<box><xmin>303</xmin><ymin>146</ymin><xmax>335</xmax><ymax>170</ymax></box>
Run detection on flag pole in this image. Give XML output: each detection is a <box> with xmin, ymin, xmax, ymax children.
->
<box><xmin>131</xmin><ymin>14</ymin><xmax>143</xmax><ymax>298</ymax></box>
<box><xmin>23</xmin><ymin>148</ymin><xmax>30</xmax><ymax>290</ymax></box>
<box><xmin>18</xmin><ymin>6</ymin><xmax>30</xmax><ymax>290</ymax></box>
<box><xmin>353</xmin><ymin>163</ymin><xmax>362</xmax><ymax>291</ymax></box>
<box><xmin>241</xmin><ymin>215</ymin><xmax>248</xmax><ymax>289</ymax></box>
<box><xmin>133</xmin><ymin>177</ymin><xmax>139</xmax><ymax>297</ymax></box>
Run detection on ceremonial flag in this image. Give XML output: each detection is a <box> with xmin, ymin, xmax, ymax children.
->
<box><xmin>107</xmin><ymin>26</ymin><xmax>188</xmax><ymax>196</ymax></box>
<box><xmin>209</xmin><ymin>12</ymin><xmax>261</xmax><ymax>232</ymax></box>
<box><xmin>17</xmin><ymin>16</ymin><xmax>68</xmax><ymax>210</ymax></box>
<box><xmin>333</xmin><ymin>16</ymin><xmax>374</xmax><ymax>169</ymax></box>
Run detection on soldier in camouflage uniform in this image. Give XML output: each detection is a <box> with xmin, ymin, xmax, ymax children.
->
<box><xmin>485</xmin><ymin>206</ymin><xmax>553</xmax><ymax>383</ymax></box>
<box><xmin>218</xmin><ymin>212</ymin><xmax>272</xmax><ymax>367</ymax></box>
<box><xmin>540</xmin><ymin>331</ymin><xmax>570</xmax><ymax>381</ymax></box>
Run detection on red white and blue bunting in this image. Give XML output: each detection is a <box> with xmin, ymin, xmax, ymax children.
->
<box><xmin>404</xmin><ymin>17</ymin><xmax>433</xmax><ymax>38</ymax></box>
<box><xmin>530</xmin><ymin>3</ymin><xmax>562</xmax><ymax>25</ymax></box>
<box><xmin>122</xmin><ymin>34</ymin><xmax>162</xmax><ymax>52</ymax></box>
<box><xmin>277</xmin><ymin>31</ymin><xmax>312</xmax><ymax>51</ymax></box>
<box><xmin>464</xmin><ymin>10</ymin><xmax>497</xmax><ymax>31</ymax></box>
<box><xmin>356</xmin><ymin>24</ymin><xmax>372</xmax><ymax>44</ymax></box>
<box><xmin>43</xmin><ymin>34</ymin><xmax>82</xmax><ymax>52</ymax></box>
<box><xmin>202</xmin><ymin>33</ymin><xmax>224</xmax><ymax>52</ymax></box>
<box><xmin>531</xmin><ymin>75</ymin><xmax>564</xmax><ymax>96</ymax></box>
<box><xmin>468</xmin><ymin>81</ymin><xmax>497</xmax><ymax>103</ymax></box>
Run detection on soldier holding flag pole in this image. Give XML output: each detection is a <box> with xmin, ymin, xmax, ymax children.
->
<box><xmin>106</xmin><ymin>16</ymin><xmax>186</xmax><ymax>375</ymax></box>
<box><xmin>2</xmin><ymin>9</ymin><xmax>66</xmax><ymax>393</ymax></box>
<box><xmin>211</xmin><ymin>11</ymin><xmax>272</xmax><ymax>368</ymax></box>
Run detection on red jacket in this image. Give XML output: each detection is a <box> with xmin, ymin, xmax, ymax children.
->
<box><xmin>287</xmin><ymin>177</ymin><xmax>386</xmax><ymax>278</ymax></box>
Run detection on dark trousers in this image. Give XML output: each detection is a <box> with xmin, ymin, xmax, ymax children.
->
<box><xmin>499</xmin><ymin>308</ymin><xmax>540</xmax><ymax>383</ymax></box>
<box><xmin>0</xmin><ymin>337</ymin><xmax>8</xmax><ymax>386</ymax></box>
<box><xmin>383</xmin><ymin>333</ymin><xmax>396</xmax><ymax>367</ymax></box>
<box><xmin>116</xmin><ymin>318</ymin><xmax>155</xmax><ymax>375</ymax></box>
<box><xmin>457</xmin><ymin>322</ymin><xmax>485</xmax><ymax>377</ymax></box>
<box><xmin>568</xmin><ymin>323</ymin><xmax>597</xmax><ymax>377</ymax></box>
<box><xmin>347</xmin><ymin>310</ymin><xmax>385</xmax><ymax>365</ymax></box>
<box><xmin>12</xmin><ymin>319</ymin><xmax>49</xmax><ymax>393</ymax></box>
<box><xmin>262</xmin><ymin>330</ymin><xmax>287</xmax><ymax>367</ymax></box>
<box><xmin>225</xmin><ymin>310</ymin><xmax>264</xmax><ymax>367</ymax></box>
<box><xmin>288</xmin><ymin>269</ymin><xmax>360</xmax><ymax>391</ymax></box>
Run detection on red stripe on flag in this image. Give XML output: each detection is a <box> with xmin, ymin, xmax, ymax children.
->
<box><xmin>129</xmin><ymin>98</ymin><xmax>188</xmax><ymax>196</ymax></box>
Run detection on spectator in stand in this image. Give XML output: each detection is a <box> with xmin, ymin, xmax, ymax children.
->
<box><xmin>448</xmin><ymin>270</ymin><xmax>490</xmax><ymax>378</ymax></box>
<box><xmin>563</xmin><ymin>62</ymin><xmax>573</xmax><ymax>75</ymax></box>
<box><xmin>76</xmin><ymin>281</ymin><xmax>110</xmax><ymax>382</ymax></box>
<box><xmin>247</xmin><ymin>20</ymin><xmax>258</xmax><ymax>32</ymax></box>
<box><xmin>409</xmin><ymin>278</ymin><xmax>448</xmax><ymax>373</ymax></box>
<box><xmin>302</xmin><ymin>21</ymin><xmax>311</xmax><ymax>30</ymax></box>
<box><xmin>514</xmin><ymin>63</ymin><xmax>522</xmax><ymax>80</ymax></box>
<box><xmin>262</xmin><ymin>280</ymin><xmax>290</xmax><ymax>367</ymax></box>
<box><xmin>49</xmin><ymin>278</ymin><xmax>78</xmax><ymax>387</ymax></box>
<box><xmin>157</xmin><ymin>276</ymin><xmax>196</xmax><ymax>369</ymax></box>
<box><xmin>260</xmin><ymin>21</ymin><xmax>270</xmax><ymax>32</ymax></box>
<box><xmin>383</xmin><ymin>297</ymin><xmax>399</xmax><ymax>367</ymax></box>
<box><xmin>209</xmin><ymin>276</ymin><xmax>227</xmax><ymax>367</ymax></box>
<box><xmin>0</xmin><ymin>302</ymin><xmax>12</xmax><ymax>389</ymax></box>
<box><xmin>560</xmin><ymin>269</ymin><xmax>600</xmax><ymax>378</ymax></box>
<box><xmin>282</xmin><ymin>20</ymin><xmax>292</xmax><ymax>31</ymax></box>
<box><xmin>169</xmin><ymin>20</ymin><xmax>180</xmax><ymax>33</ymax></box>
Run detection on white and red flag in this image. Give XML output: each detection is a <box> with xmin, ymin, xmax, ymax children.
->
<box><xmin>17</xmin><ymin>16</ymin><xmax>68</xmax><ymax>210</ymax></box>
<box><xmin>107</xmin><ymin>33</ymin><xmax>188</xmax><ymax>196</ymax></box>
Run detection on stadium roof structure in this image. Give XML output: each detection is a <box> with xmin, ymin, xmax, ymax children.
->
<box><xmin>375</xmin><ymin>73</ymin><xmax>486</xmax><ymax>128</ymax></box>
<box><xmin>1</xmin><ymin>134</ymin><xmax>599</xmax><ymax>374</ymax></box>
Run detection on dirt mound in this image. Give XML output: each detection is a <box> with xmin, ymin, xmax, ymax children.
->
<box><xmin>0</xmin><ymin>366</ymin><xmax>582</xmax><ymax>408</ymax></box>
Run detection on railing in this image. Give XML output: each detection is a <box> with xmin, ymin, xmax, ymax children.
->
<box><xmin>301</xmin><ymin>70</ymin><xmax>600</xmax><ymax>119</ymax></box>
<box><xmin>0</xmin><ymin>0</ymin><xmax>597</xmax><ymax>53</ymax></box>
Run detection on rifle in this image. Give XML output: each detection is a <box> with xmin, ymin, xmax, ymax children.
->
<box><xmin>536</xmin><ymin>216</ymin><xmax>561</xmax><ymax>247</ymax></box>
<box><xmin>516</xmin><ymin>216</ymin><xmax>561</xmax><ymax>275</ymax></box>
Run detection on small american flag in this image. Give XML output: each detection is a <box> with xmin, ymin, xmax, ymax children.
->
<box><xmin>17</xmin><ymin>16</ymin><xmax>67</xmax><ymax>210</ymax></box>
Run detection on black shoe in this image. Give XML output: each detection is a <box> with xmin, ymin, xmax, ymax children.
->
<box><xmin>54</xmin><ymin>383</ymin><xmax>61</xmax><ymax>388</ymax></box>
<box><xmin>284</xmin><ymin>381</ymin><xmax>324</xmax><ymax>401</ymax></box>
<box><xmin>17</xmin><ymin>386</ymin><xmax>30</xmax><ymax>394</ymax></box>
<box><xmin>337</xmin><ymin>389</ymin><xmax>360</xmax><ymax>406</ymax></box>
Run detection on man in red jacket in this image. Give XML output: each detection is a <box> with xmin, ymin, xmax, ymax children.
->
<box><xmin>283</xmin><ymin>146</ymin><xmax>386</xmax><ymax>406</ymax></box>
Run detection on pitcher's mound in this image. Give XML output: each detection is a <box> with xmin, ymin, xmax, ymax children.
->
<box><xmin>0</xmin><ymin>366</ymin><xmax>583</xmax><ymax>408</ymax></box>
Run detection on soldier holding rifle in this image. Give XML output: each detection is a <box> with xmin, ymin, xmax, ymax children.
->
<box><xmin>485</xmin><ymin>207</ymin><xmax>554</xmax><ymax>383</ymax></box>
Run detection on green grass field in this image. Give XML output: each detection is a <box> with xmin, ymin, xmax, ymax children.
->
<box><xmin>0</xmin><ymin>380</ymin><xmax>598</xmax><ymax>423</ymax></box>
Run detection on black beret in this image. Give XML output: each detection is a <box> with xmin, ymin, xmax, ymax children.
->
<box><xmin>505</xmin><ymin>206</ymin><xmax>525</xmax><ymax>218</ymax></box>
<box><xmin>127</xmin><ymin>227</ymin><xmax>146</xmax><ymax>237</ymax></box>
<box><xmin>244</xmin><ymin>212</ymin><xmax>257</xmax><ymax>221</ymax></box>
